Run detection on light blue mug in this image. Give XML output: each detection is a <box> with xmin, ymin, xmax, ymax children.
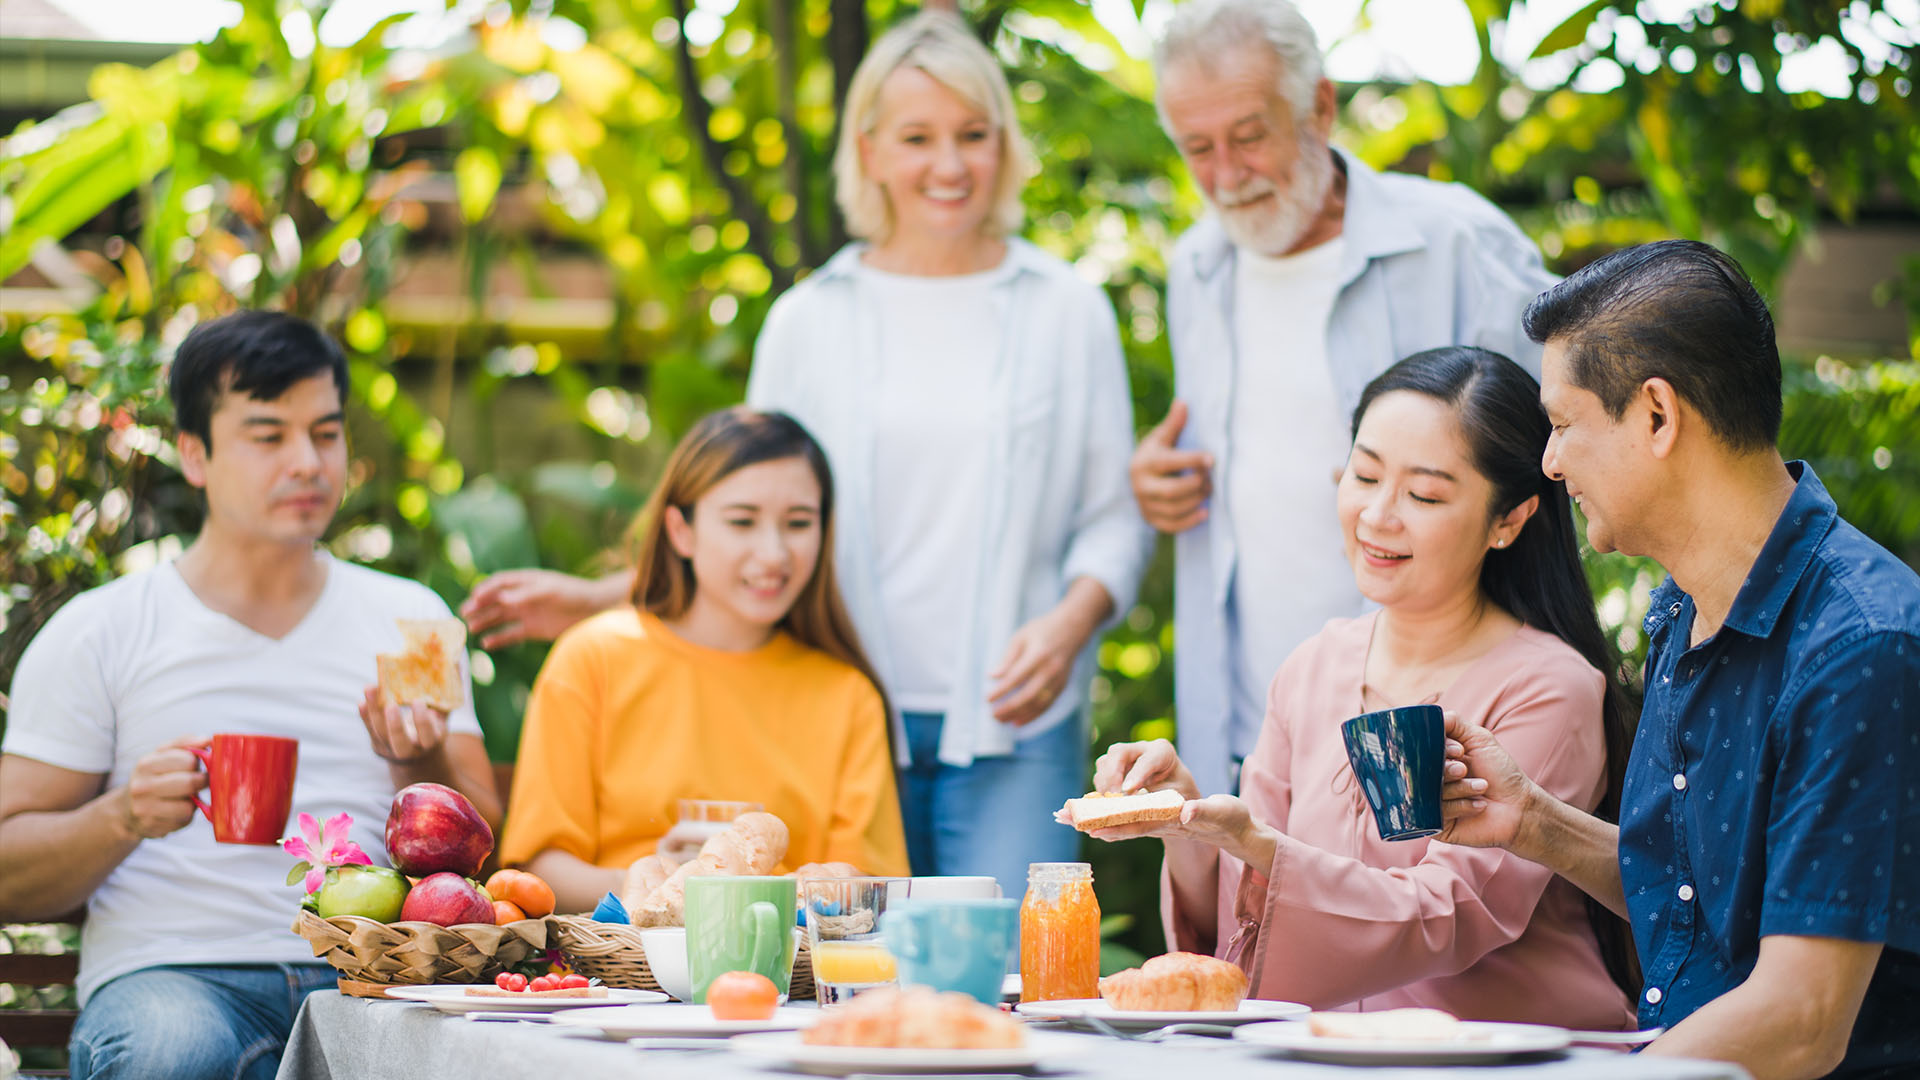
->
<box><xmin>882</xmin><ymin>898</ymin><xmax>1019</xmax><ymax>1004</ymax></box>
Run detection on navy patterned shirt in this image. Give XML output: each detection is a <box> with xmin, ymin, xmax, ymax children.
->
<box><xmin>1621</xmin><ymin>462</ymin><xmax>1920</xmax><ymax>1078</ymax></box>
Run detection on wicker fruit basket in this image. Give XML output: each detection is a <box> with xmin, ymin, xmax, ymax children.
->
<box><xmin>292</xmin><ymin>909</ymin><xmax>553</xmax><ymax>986</ymax></box>
<box><xmin>549</xmin><ymin>913</ymin><xmax>815</xmax><ymax>1000</ymax></box>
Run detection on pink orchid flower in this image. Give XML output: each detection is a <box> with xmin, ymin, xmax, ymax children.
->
<box><xmin>282</xmin><ymin>812</ymin><xmax>372</xmax><ymax>894</ymax></box>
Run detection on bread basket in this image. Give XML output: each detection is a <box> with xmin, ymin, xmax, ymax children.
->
<box><xmin>291</xmin><ymin>909</ymin><xmax>553</xmax><ymax>986</ymax></box>
<box><xmin>549</xmin><ymin>913</ymin><xmax>815</xmax><ymax>1000</ymax></box>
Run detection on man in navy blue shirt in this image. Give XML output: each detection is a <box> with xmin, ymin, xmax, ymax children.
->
<box><xmin>1439</xmin><ymin>239</ymin><xmax>1919</xmax><ymax>1079</ymax></box>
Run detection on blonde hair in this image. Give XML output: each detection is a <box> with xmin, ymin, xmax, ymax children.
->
<box><xmin>630</xmin><ymin>408</ymin><xmax>887</xmax><ymax>710</ymax></box>
<box><xmin>833</xmin><ymin>11</ymin><xmax>1035</xmax><ymax>244</ymax></box>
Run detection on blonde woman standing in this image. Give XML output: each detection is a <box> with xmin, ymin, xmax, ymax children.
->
<box><xmin>748</xmin><ymin>11</ymin><xmax>1149</xmax><ymax>895</ymax></box>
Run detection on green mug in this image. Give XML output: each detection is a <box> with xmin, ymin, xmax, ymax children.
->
<box><xmin>685</xmin><ymin>875</ymin><xmax>798</xmax><ymax>1003</ymax></box>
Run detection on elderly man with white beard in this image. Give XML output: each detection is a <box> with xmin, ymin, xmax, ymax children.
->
<box><xmin>1131</xmin><ymin>0</ymin><xmax>1559</xmax><ymax>797</ymax></box>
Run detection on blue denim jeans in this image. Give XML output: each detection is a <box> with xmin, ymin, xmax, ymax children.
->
<box><xmin>70</xmin><ymin>963</ymin><xmax>337</xmax><ymax>1080</ymax></box>
<box><xmin>899</xmin><ymin>711</ymin><xmax>1087</xmax><ymax>902</ymax></box>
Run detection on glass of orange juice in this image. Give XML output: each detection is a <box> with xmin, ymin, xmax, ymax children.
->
<box><xmin>802</xmin><ymin>877</ymin><xmax>906</xmax><ymax>1006</ymax></box>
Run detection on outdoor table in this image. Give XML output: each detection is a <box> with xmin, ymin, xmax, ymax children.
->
<box><xmin>277</xmin><ymin>991</ymin><xmax>1753</xmax><ymax>1080</ymax></box>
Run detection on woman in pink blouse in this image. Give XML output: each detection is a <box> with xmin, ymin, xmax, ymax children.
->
<box><xmin>1096</xmin><ymin>347</ymin><xmax>1637</xmax><ymax>1029</ymax></box>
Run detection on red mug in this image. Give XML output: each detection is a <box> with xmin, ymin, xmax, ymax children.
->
<box><xmin>188</xmin><ymin>735</ymin><xmax>299</xmax><ymax>845</ymax></box>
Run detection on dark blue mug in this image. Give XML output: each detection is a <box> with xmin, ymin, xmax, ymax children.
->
<box><xmin>1340</xmin><ymin>703</ymin><xmax>1444</xmax><ymax>841</ymax></box>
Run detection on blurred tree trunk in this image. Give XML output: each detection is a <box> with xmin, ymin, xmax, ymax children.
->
<box><xmin>669</xmin><ymin>0</ymin><xmax>792</xmax><ymax>291</ymax></box>
<box><xmin>766</xmin><ymin>0</ymin><xmax>817</xmax><ymax>267</ymax></box>
<box><xmin>823</xmin><ymin>0</ymin><xmax>868</xmax><ymax>252</ymax></box>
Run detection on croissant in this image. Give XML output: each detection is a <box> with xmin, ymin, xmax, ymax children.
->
<box><xmin>1097</xmin><ymin>951</ymin><xmax>1249</xmax><ymax>1012</ymax></box>
<box><xmin>627</xmin><ymin>811</ymin><xmax>790</xmax><ymax>927</ymax></box>
<box><xmin>802</xmin><ymin>986</ymin><xmax>1025</xmax><ymax>1049</ymax></box>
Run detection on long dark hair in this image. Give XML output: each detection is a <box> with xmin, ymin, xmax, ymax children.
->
<box><xmin>630</xmin><ymin>407</ymin><xmax>888</xmax><ymax>713</ymax></box>
<box><xmin>1352</xmin><ymin>346</ymin><xmax>1641</xmax><ymax>997</ymax></box>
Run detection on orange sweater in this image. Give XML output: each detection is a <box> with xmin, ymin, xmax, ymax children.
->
<box><xmin>500</xmin><ymin>609</ymin><xmax>908</xmax><ymax>876</ymax></box>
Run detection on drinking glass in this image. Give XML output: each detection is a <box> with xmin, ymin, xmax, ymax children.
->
<box><xmin>802</xmin><ymin>876</ymin><xmax>905</xmax><ymax>1006</ymax></box>
<box><xmin>659</xmin><ymin>799</ymin><xmax>763</xmax><ymax>863</ymax></box>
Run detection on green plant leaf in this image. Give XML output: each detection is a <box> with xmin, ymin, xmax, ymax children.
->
<box><xmin>286</xmin><ymin>860</ymin><xmax>314</xmax><ymax>886</ymax></box>
<box><xmin>454</xmin><ymin>146</ymin><xmax>503</xmax><ymax>224</ymax></box>
<box><xmin>1530</xmin><ymin>0</ymin><xmax>1614</xmax><ymax>59</ymax></box>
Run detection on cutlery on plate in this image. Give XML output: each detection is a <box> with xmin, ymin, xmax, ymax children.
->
<box><xmin>627</xmin><ymin>1037</ymin><xmax>730</xmax><ymax>1051</ymax></box>
<box><xmin>1080</xmin><ymin>1015</ymin><xmax>1237</xmax><ymax>1042</ymax></box>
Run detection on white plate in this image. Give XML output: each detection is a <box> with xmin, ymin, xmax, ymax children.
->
<box><xmin>727</xmin><ymin>1029</ymin><xmax>1079</xmax><ymax>1075</ymax></box>
<box><xmin>384</xmin><ymin>985</ymin><xmax>668</xmax><ymax>1014</ymax></box>
<box><xmin>1231</xmin><ymin>1019</ymin><xmax>1571</xmax><ymax>1065</ymax></box>
<box><xmin>1015</xmin><ymin>998</ymin><xmax>1309</xmax><ymax>1028</ymax></box>
<box><xmin>549</xmin><ymin>1002</ymin><xmax>817</xmax><ymax>1038</ymax></box>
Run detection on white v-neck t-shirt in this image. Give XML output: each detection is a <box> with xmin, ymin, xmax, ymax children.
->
<box><xmin>862</xmin><ymin>262</ymin><xmax>999</xmax><ymax>710</ymax></box>
<box><xmin>1227</xmin><ymin>238</ymin><xmax>1363</xmax><ymax>757</ymax></box>
<box><xmin>3</xmin><ymin>554</ymin><xmax>481</xmax><ymax>1004</ymax></box>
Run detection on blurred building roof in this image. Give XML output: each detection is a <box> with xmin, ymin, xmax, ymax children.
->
<box><xmin>0</xmin><ymin>1</ymin><xmax>179</xmax><ymax>115</ymax></box>
<box><xmin>2</xmin><ymin>0</ymin><xmax>98</xmax><ymax>40</ymax></box>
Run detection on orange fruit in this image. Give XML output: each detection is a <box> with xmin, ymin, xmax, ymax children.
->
<box><xmin>491</xmin><ymin>899</ymin><xmax>527</xmax><ymax>924</ymax></box>
<box><xmin>706</xmin><ymin>971</ymin><xmax>778</xmax><ymax>1020</ymax></box>
<box><xmin>485</xmin><ymin>869</ymin><xmax>557</xmax><ymax>917</ymax></box>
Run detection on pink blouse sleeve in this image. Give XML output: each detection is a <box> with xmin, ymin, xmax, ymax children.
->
<box><xmin>1235</xmin><ymin>655</ymin><xmax>1606</xmax><ymax>1006</ymax></box>
<box><xmin>1161</xmin><ymin>649</ymin><xmax>1301</xmax><ymax>955</ymax></box>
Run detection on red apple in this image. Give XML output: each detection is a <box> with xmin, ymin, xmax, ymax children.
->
<box><xmin>385</xmin><ymin>782</ymin><xmax>492</xmax><ymax>878</ymax></box>
<box><xmin>400</xmin><ymin>872</ymin><xmax>496</xmax><ymax>926</ymax></box>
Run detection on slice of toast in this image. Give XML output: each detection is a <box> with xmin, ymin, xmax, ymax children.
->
<box><xmin>376</xmin><ymin>618</ymin><xmax>466</xmax><ymax>711</ymax></box>
<box><xmin>462</xmin><ymin>985</ymin><xmax>608</xmax><ymax>999</ymax></box>
<box><xmin>1306</xmin><ymin>1008</ymin><xmax>1465</xmax><ymax>1040</ymax></box>
<box><xmin>1060</xmin><ymin>789</ymin><xmax>1184</xmax><ymax>831</ymax></box>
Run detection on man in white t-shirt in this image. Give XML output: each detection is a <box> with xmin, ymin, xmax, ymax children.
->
<box><xmin>1129</xmin><ymin>0</ymin><xmax>1559</xmax><ymax>796</ymax></box>
<box><xmin>0</xmin><ymin>311</ymin><xmax>502</xmax><ymax>1080</ymax></box>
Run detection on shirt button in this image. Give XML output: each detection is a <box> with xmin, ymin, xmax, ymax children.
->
<box><xmin>1678</xmin><ymin>884</ymin><xmax>1695</xmax><ymax>902</ymax></box>
<box><xmin>1646</xmin><ymin>987</ymin><xmax>1664</xmax><ymax>1005</ymax></box>
<box><xmin>1673</xmin><ymin>773</ymin><xmax>1688</xmax><ymax>791</ymax></box>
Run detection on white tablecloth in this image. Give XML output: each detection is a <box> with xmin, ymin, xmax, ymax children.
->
<box><xmin>277</xmin><ymin>991</ymin><xmax>1753</xmax><ymax>1080</ymax></box>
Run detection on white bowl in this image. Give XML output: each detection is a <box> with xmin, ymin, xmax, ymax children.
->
<box><xmin>638</xmin><ymin>928</ymin><xmax>691</xmax><ymax>1001</ymax></box>
<box><xmin>640</xmin><ymin>926</ymin><xmax>805</xmax><ymax>1003</ymax></box>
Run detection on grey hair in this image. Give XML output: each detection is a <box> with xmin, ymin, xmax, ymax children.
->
<box><xmin>1153</xmin><ymin>0</ymin><xmax>1323</xmax><ymax>123</ymax></box>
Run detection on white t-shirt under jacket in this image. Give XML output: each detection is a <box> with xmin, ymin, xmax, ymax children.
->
<box><xmin>862</xmin><ymin>263</ymin><xmax>998</xmax><ymax>711</ymax></box>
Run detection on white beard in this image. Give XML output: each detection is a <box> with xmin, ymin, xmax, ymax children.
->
<box><xmin>1211</xmin><ymin>135</ymin><xmax>1336</xmax><ymax>257</ymax></box>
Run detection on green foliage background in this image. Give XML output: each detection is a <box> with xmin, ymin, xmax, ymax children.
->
<box><xmin>2</xmin><ymin>4</ymin><xmax>1916</xmax><ymax>1037</ymax></box>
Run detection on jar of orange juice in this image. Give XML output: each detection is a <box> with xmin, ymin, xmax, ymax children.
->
<box><xmin>1019</xmin><ymin>862</ymin><xmax>1099</xmax><ymax>1002</ymax></box>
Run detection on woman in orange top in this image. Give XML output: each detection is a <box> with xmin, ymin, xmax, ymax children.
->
<box><xmin>500</xmin><ymin>408</ymin><xmax>909</xmax><ymax>914</ymax></box>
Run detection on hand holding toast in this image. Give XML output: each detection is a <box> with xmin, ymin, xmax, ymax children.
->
<box><xmin>358</xmin><ymin>687</ymin><xmax>450</xmax><ymax>764</ymax></box>
<box><xmin>1092</xmin><ymin>738</ymin><xmax>1200</xmax><ymax>801</ymax></box>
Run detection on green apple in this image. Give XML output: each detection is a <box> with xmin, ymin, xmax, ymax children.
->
<box><xmin>315</xmin><ymin>865</ymin><xmax>410</xmax><ymax>922</ymax></box>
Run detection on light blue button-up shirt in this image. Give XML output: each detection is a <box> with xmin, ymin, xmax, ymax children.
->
<box><xmin>1168</xmin><ymin>148</ymin><xmax>1558</xmax><ymax>796</ymax></box>
<box><xmin>749</xmin><ymin>239</ymin><xmax>1152</xmax><ymax>768</ymax></box>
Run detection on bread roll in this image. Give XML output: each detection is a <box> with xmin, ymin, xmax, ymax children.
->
<box><xmin>1097</xmin><ymin>951</ymin><xmax>1249</xmax><ymax>1012</ymax></box>
<box><xmin>628</xmin><ymin>811</ymin><xmax>791</xmax><ymax>927</ymax></box>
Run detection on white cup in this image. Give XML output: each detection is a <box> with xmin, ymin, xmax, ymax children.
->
<box><xmin>907</xmin><ymin>876</ymin><xmax>1003</xmax><ymax>900</ymax></box>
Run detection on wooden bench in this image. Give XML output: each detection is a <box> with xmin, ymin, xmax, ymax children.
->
<box><xmin>1</xmin><ymin>918</ymin><xmax>83</xmax><ymax>1080</ymax></box>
